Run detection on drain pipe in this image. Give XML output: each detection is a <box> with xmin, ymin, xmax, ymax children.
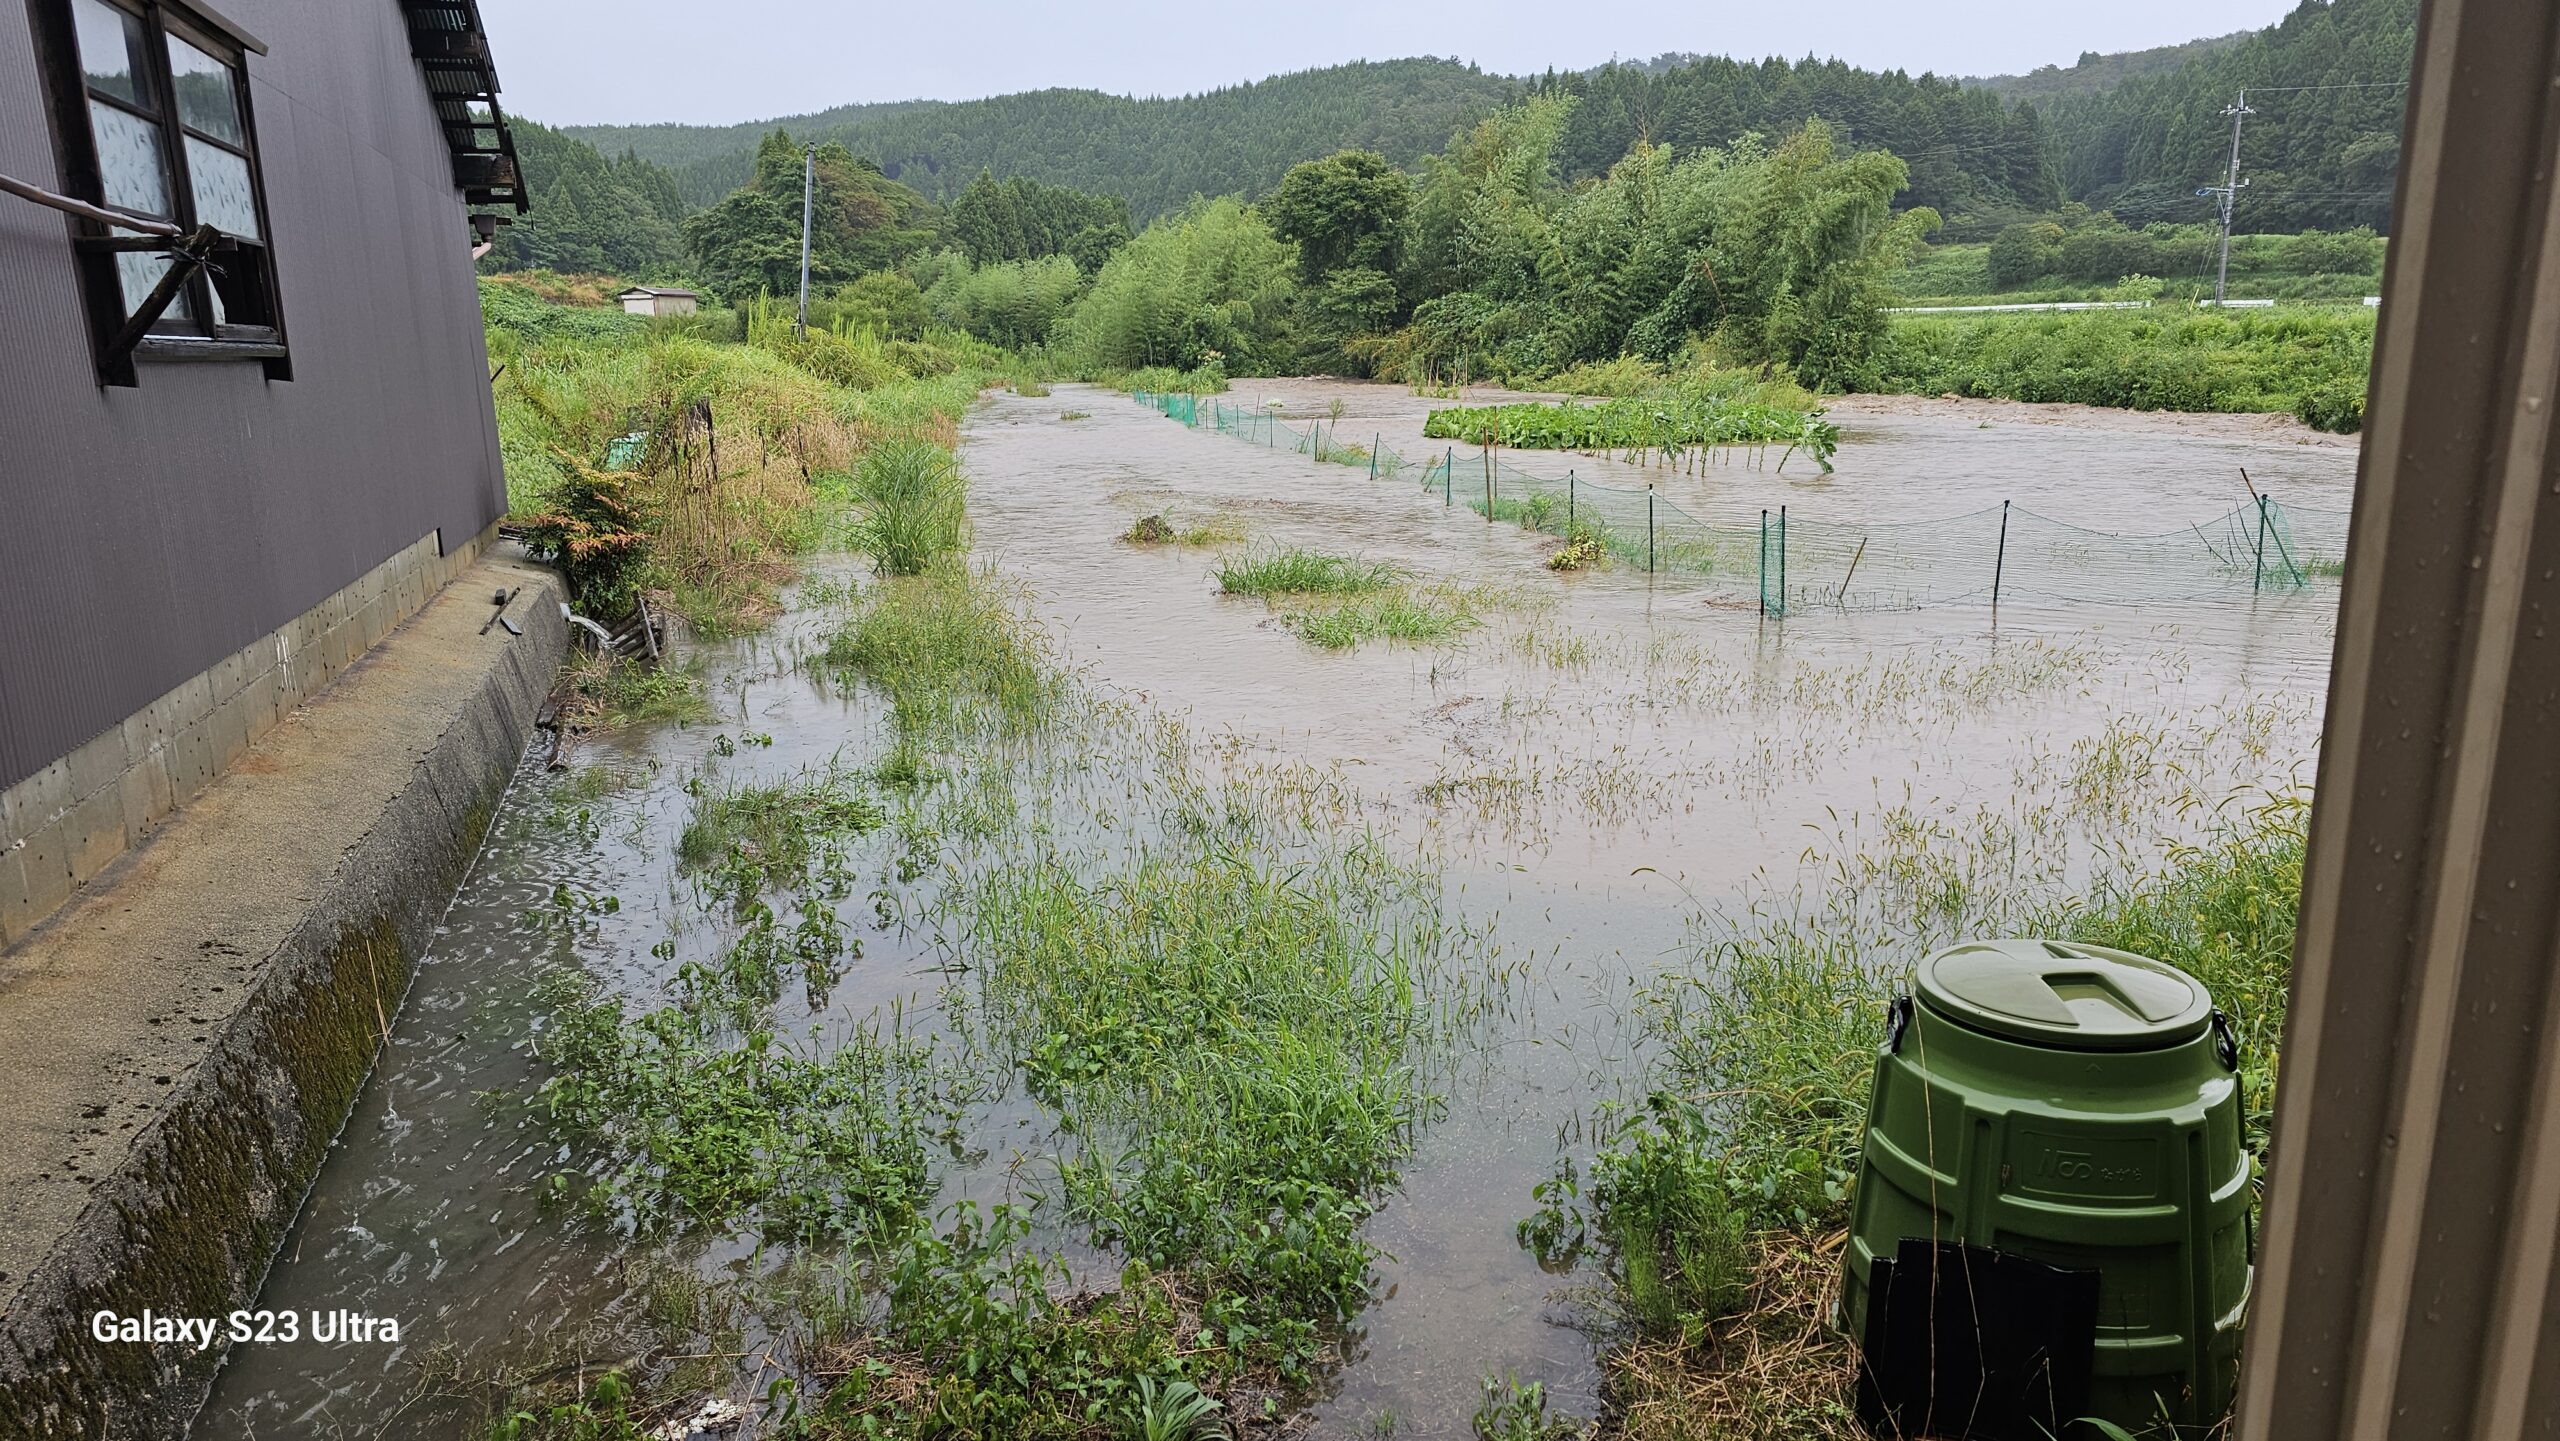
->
<box><xmin>560</xmin><ymin>605</ymin><xmax>617</xmax><ymax>650</ymax></box>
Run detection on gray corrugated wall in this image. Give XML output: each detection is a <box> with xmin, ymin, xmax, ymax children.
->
<box><xmin>0</xmin><ymin>0</ymin><xmax>507</xmax><ymax>792</ymax></box>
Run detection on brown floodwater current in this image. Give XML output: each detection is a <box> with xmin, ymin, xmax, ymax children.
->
<box><xmin>191</xmin><ymin>383</ymin><xmax>2353</xmax><ymax>1439</ymax></box>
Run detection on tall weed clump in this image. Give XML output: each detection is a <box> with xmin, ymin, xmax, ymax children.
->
<box><xmin>483</xmin><ymin>281</ymin><xmax>998</xmax><ymax>632</ymax></box>
<box><xmin>818</xmin><ymin>567</ymin><xmax>1059</xmax><ymax>744</ymax></box>
<box><xmin>848</xmin><ymin>439</ymin><xmax>967</xmax><ymax>575</ymax></box>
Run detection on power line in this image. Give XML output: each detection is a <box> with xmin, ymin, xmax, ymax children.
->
<box><xmin>2239</xmin><ymin>80</ymin><xmax>2409</xmax><ymax>93</ymax></box>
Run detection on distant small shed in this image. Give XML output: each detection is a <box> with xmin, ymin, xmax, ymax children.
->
<box><xmin>619</xmin><ymin>286</ymin><xmax>700</xmax><ymax>317</ymax></box>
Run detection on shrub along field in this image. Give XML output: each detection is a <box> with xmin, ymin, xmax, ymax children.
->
<box><xmin>1862</xmin><ymin>305</ymin><xmax>2377</xmax><ymax>433</ymax></box>
<box><xmin>482</xmin><ymin>279</ymin><xmax>1024</xmax><ymax>638</ymax></box>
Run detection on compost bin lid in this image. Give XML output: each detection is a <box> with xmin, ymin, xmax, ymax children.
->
<box><xmin>1914</xmin><ymin>939</ymin><xmax>2212</xmax><ymax>1050</ymax></box>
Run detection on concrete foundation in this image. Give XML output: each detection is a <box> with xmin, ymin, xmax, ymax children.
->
<box><xmin>0</xmin><ymin>551</ymin><xmax>564</xmax><ymax>1439</ymax></box>
<box><xmin>0</xmin><ymin>526</ymin><xmax>506</xmax><ymax>949</ymax></box>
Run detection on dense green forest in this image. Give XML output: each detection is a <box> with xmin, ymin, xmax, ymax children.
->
<box><xmin>486</xmin><ymin>120</ymin><xmax>692</xmax><ymax>277</ymax></box>
<box><xmin>2036</xmin><ymin>0</ymin><xmax>2416</xmax><ymax>230</ymax></box>
<box><xmin>1961</xmin><ymin>32</ymin><xmax>2250</xmax><ymax>106</ymax></box>
<box><xmin>553</xmin><ymin>0</ymin><xmax>2417</xmax><ymax>242</ymax></box>
<box><xmin>569</xmin><ymin>59</ymin><xmax>1517</xmax><ymax>219</ymax></box>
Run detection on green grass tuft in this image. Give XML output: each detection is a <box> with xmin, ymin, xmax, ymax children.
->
<box><xmin>848</xmin><ymin>439</ymin><xmax>968</xmax><ymax>576</ymax></box>
<box><xmin>1213</xmin><ymin>548</ymin><xmax>1399</xmax><ymax>597</ymax></box>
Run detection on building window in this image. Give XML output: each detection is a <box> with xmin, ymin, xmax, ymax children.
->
<box><xmin>41</xmin><ymin>0</ymin><xmax>286</xmax><ymax>383</ymax></box>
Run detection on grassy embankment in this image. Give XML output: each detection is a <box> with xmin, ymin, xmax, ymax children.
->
<box><xmin>1889</xmin><ymin>233</ymin><xmax>2381</xmax><ymax>308</ymax></box>
<box><xmin>496</xmin><ymin>351</ymin><xmax>1487</xmax><ymax>1435</ymax></box>
<box><xmin>1533</xmin><ymin>795</ymin><xmax>2305</xmax><ymax>1439</ymax></box>
<box><xmin>1863</xmin><ymin>305</ymin><xmax>2376</xmax><ymax>434</ymax></box>
<box><xmin>481</xmin><ymin>273</ymin><xmax>1028</xmax><ymax>724</ymax></box>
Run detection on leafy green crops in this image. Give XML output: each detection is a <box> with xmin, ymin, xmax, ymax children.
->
<box><xmin>1426</xmin><ymin>394</ymin><xmax>1841</xmax><ymax>467</ymax></box>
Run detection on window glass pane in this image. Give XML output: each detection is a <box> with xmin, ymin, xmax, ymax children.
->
<box><xmin>185</xmin><ymin>138</ymin><xmax>259</xmax><ymax>238</ymax></box>
<box><xmin>166</xmin><ymin>36</ymin><xmax>243</xmax><ymax>145</ymax></box>
<box><xmin>71</xmin><ymin>0</ymin><xmax>152</xmax><ymax>108</ymax></box>
<box><xmin>115</xmin><ymin>249</ymin><xmax>193</xmax><ymax>323</ymax></box>
<box><xmin>89</xmin><ymin>100</ymin><xmax>171</xmax><ymax>216</ymax></box>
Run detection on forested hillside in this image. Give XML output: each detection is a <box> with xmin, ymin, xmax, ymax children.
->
<box><xmin>489</xmin><ymin>121</ymin><xmax>692</xmax><ymax>277</ymax></box>
<box><xmin>571</xmin><ymin>60</ymin><xmax>1517</xmax><ymax>219</ymax></box>
<box><xmin>557</xmin><ymin>0</ymin><xmax>2418</xmax><ymax>239</ymax></box>
<box><xmin>2036</xmin><ymin>0</ymin><xmax>2416</xmax><ymax>230</ymax></box>
<box><xmin>1963</xmin><ymin>33</ymin><xmax>2250</xmax><ymax>107</ymax></box>
<box><xmin>565</xmin><ymin>54</ymin><xmax>2062</xmax><ymax>224</ymax></box>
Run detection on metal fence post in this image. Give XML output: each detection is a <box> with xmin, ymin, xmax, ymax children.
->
<box><xmin>1371</xmin><ymin>433</ymin><xmax>1380</xmax><ymax>480</ymax></box>
<box><xmin>1483</xmin><ymin>446</ymin><xmax>1494</xmax><ymax>521</ymax></box>
<box><xmin>1568</xmin><ymin>470</ymin><xmax>1577</xmax><ymax>531</ymax></box>
<box><xmin>1777</xmin><ymin>504</ymin><xmax>1787</xmax><ymax>614</ymax></box>
<box><xmin>2254</xmin><ymin>494</ymin><xmax>2271</xmax><ymax>592</ymax></box>
<box><xmin>1760</xmin><ymin>509</ymin><xmax>1769</xmax><ymax>617</ymax></box>
<box><xmin>1993</xmin><ymin>499</ymin><xmax>2012</xmax><ymax>609</ymax></box>
<box><xmin>1647</xmin><ymin>485</ymin><xmax>1658</xmax><ymax>573</ymax></box>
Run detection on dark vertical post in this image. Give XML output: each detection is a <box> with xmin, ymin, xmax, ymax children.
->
<box><xmin>1992</xmin><ymin>499</ymin><xmax>2012</xmax><ymax>610</ymax></box>
<box><xmin>1568</xmin><ymin>470</ymin><xmax>1577</xmax><ymax>531</ymax></box>
<box><xmin>2254</xmin><ymin>494</ymin><xmax>2271</xmax><ymax>592</ymax></box>
<box><xmin>1371</xmin><ymin>434</ymin><xmax>1380</xmax><ymax>480</ymax></box>
<box><xmin>1483</xmin><ymin>446</ymin><xmax>1494</xmax><ymax>521</ymax></box>
<box><xmin>1647</xmin><ymin>486</ymin><xmax>1657</xmax><ymax>573</ymax></box>
<box><xmin>1759</xmin><ymin>509</ymin><xmax>1770</xmax><ymax>617</ymax></box>
<box><xmin>1777</xmin><ymin>504</ymin><xmax>1787</xmax><ymax>613</ymax></box>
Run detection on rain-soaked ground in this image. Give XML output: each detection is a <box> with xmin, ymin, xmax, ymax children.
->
<box><xmin>192</xmin><ymin>381</ymin><xmax>2355</xmax><ymax>1439</ymax></box>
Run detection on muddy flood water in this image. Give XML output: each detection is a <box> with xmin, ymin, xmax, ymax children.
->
<box><xmin>192</xmin><ymin>382</ymin><xmax>2356</xmax><ymax>1439</ymax></box>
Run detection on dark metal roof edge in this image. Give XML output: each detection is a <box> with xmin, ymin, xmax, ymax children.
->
<box><xmin>398</xmin><ymin>0</ymin><xmax>527</xmax><ymax>213</ymax></box>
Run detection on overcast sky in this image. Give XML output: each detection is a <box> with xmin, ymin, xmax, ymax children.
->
<box><xmin>481</xmin><ymin>0</ymin><xmax>2303</xmax><ymax>129</ymax></box>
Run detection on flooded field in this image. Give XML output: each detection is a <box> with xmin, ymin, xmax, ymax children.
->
<box><xmin>193</xmin><ymin>381</ymin><xmax>2351</xmax><ymax>1439</ymax></box>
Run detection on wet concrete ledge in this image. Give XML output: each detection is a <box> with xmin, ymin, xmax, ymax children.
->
<box><xmin>0</xmin><ymin>554</ymin><xmax>566</xmax><ymax>1440</ymax></box>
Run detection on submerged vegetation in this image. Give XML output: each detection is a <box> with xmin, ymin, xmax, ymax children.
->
<box><xmin>1212</xmin><ymin>548</ymin><xmax>1484</xmax><ymax>651</ymax></box>
<box><xmin>1212</xmin><ymin>547</ymin><xmax>1398</xmax><ymax>598</ymax></box>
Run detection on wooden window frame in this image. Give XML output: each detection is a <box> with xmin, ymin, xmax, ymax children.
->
<box><xmin>30</xmin><ymin>0</ymin><xmax>291</xmax><ymax>385</ymax></box>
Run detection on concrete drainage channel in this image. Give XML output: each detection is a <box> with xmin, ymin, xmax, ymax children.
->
<box><xmin>0</xmin><ymin>557</ymin><xmax>567</xmax><ymax>1441</ymax></box>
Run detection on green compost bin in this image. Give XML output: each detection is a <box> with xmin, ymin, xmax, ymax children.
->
<box><xmin>1841</xmin><ymin>939</ymin><xmax>2252</xmax><ymax>1433</ymax></box>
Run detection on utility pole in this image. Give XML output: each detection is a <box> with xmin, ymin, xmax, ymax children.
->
<box><xmin>796</xmin><ymin>144</ymin><xmax>815</xmax><ymax>338</ymax></box>
<box><xmin>2197</xmin><ymin>90</ymin><xmax>2254</xmax><ymax>305</ymax></box>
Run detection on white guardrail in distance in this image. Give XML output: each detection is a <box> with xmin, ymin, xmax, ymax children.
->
<box><xmin>1889</xmin><ymin>298</ymin><xmax>2378</xmax><ymax>314</ymax></box>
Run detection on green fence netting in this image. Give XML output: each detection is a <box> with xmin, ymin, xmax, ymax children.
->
<box><xmin>1131</xmin><ymin>391</ymin><xmax>2341</xmax><ymax>616</ymax></box>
